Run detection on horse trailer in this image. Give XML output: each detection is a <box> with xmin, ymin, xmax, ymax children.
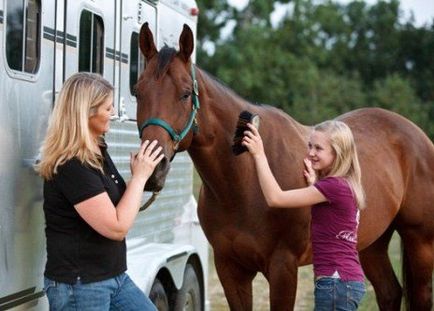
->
<box><xmin>0</xmin><ymin>0</ymin><xmax>208</xmax><ymax>310</ymax></box>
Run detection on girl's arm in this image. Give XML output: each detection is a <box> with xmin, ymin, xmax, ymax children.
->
<box><xmin>243</xmin><ymin>124</ymin><xmax>326</xmax><ymax>208</ymax></box>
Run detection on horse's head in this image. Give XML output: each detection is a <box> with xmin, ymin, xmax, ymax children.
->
<box><xmin>135</xmin><ymin>23</ymin><xmax>198</xmax><ymax>192</ymax></box>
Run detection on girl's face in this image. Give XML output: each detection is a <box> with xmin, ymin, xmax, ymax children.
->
<box><xmin>307</xmin><ymin>130</ymin><xmax>336</xmax><ymax>174</ymax></box>
<box><xmin>89</xmin><ymin>95</ymin><xmax>114</xmax><ymax>138</ymax></box>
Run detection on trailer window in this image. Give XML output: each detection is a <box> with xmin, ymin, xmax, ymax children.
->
<box><xmin>79</xmin><ymin>10</ymin><xmax>104</xmax><ymax>74</ymax></box>
<box><xmin>129</xmin><ymin>32</ymin><xmax>145</xmax><ymax>95</ymax></box>
<box><xmin>6</xmin><ymin>0</ymin><xmax>41</xmax><ymax>73</ymax></box>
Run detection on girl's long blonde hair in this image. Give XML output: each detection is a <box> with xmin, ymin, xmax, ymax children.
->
<box><xmin>36</xmin><ymin>72</ymin><xmax>113</xmax><ymax>180</ymax></box>
<box><xmin>314</xmin><ymin>120</ymin><xmax>366</xmax><ymax>210</ymax></box>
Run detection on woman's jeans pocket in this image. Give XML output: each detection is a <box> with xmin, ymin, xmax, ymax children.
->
<box><xmin>43</xmin><ymin>277</ymin><xmax>74</xmax><ymax>311</ymax></box>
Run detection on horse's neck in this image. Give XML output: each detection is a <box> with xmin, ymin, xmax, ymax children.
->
<box><xmin>188</xmin><ymin>69</ymin><xmax>310</xmax><ymax>193</ymax></box>
<box><xmin>189</xmin><ymin>69</ymin><xmax>245</xmax><ymax>146</ymax></box>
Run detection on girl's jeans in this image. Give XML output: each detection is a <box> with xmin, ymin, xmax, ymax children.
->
<box><xmin>314</xmin><ymin>277</ymin><xmax>366</xmax><ymax>311</ymax></box>
<box><xmin>44</xmin><ymin>273</ymin><xmax>157</xmax><ymax>311</ymax></box>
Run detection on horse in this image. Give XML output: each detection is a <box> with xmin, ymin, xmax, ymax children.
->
<box><xmin>134</xmin><ymin>23</ymin><xmax>434</xmax><ymax>310</ymax></box>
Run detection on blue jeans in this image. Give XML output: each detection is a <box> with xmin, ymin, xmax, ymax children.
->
<box><xmin>44</xmin><ymin>273</ymin><xmax>157</xmax><ymax>311</ymax></box>
<box><xmin>314</xmin><ymin>277</ymin><xmax>366</xmax><ymax>311</ymax></box>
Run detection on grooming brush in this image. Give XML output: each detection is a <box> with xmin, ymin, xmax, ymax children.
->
<box><xmin>232</xmin><ymin>110</ymin><xmax>261</xmax><ymax>155</ymax></box>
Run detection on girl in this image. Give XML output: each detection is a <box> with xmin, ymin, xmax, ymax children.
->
<box><xmin>243</xmin><ymin>120</ymin><xmax>366</xmax><ymax>310</ymax></box>
<box><xmin>36</xmin><ymin>73</ymin><xmax>163</xmax><ymax>310</ymax></box>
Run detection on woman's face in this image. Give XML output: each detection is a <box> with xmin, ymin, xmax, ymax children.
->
<box><xmin>307</xmin><ymin>130</ymin><xmax>336</xmax><ymax>174</ymax></box>
<box><xmin>89</xmin><ymin>95</ymin><xmax>114</xmax><ymax>138</ymax></box>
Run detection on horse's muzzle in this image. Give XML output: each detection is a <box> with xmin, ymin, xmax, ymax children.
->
<box><xmin>144</xmin><ymin>156</ymin><xmax>170</xmax><ymax>192</ymax></box>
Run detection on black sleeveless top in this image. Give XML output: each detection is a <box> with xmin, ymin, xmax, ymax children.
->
<box><xmin>43</xmin><ymin>145</ymin><xmax>127</xmax><ymax>284</ymax></box>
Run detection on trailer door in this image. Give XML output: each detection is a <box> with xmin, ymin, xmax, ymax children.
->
<box><xmin>0</xmin><ymin>0</ymin><xmax>53</xmax><ymax>309</ymax></box>
<box><xmin>118</xmin><ymin>0</ymin><xmax>156</xmax><ymax>121</ymax></box>
<box><xmin>61</xmin><ymin>0</ymin><xmax>115</xmax><ymax>86</ymax></box>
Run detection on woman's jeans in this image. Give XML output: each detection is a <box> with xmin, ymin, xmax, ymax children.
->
<box><xmin>314</xmin><ymin>277</ymin><xmax>366</xmax><ymax>311</ymax></box>
<box><xmin>44</xmin><ymin>273</ymin><xmax>157</xmax><ymax>311</ymax></box>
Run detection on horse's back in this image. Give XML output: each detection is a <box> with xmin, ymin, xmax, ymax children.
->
<box><xmin>338</xmin><ymin>108</ymin><xmax>434</xmax><ymax>246</ymax></box>
<box><xmin>339</xmin><ymin>107</ymin><xmax>434</xmax><ymax>179</ymax></box>
<box><xmin>340</xmin><ymin>107</ymin><xmax>432</xmax><ymax>149</ymax></box>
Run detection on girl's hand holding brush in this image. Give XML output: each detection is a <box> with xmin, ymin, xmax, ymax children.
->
<box><xmin>242</xmin><ymin>123</ymin><xmax>265</xmax><ymax>158</ymax></box>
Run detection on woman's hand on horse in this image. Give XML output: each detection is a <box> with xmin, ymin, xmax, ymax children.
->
<box><xmin>242</xmin><ymin>123</ymin><xmax>265</xmax><ymax>158</ymax></box>
<box><xmin>303</xmin><ymin>158</ymin><xmax>316</xmax><ymax>185</ymax></box>
<box><xmin>130</xmin><ymin>140</ymin><xmax>165</xmax><ymax>181</ymax></box>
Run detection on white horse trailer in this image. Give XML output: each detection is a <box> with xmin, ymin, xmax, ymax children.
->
<box><xmin>0</xmin><ymin>0</ymin><xmax>208</xmax><ymax>310</ymax></box>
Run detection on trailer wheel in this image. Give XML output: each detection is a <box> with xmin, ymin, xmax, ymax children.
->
<box><xmin>174</xmin><ymin>264</ymin><xmax>202</xmax><ymax>311</ymax></box>
<box><xmin>149</xmin><ymin>278</ymin><xmax>169</xmax><ymax>311</ymax></box>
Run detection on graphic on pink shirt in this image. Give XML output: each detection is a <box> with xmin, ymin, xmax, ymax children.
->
<box><xmin>336</xmin><ymin>210</ymin><xmax>360</xmax><ymax>243</ymax></box>
<box><xmin>336</xmin><ymin>230</ymin><xmax>357</xmax><ymax>243</ymax></box>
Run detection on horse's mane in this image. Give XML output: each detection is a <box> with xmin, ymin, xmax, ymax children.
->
<box><xmin>199</xmin><ymin>68</ymin><xmax>263</xmax><ymax>108</ymax></box>
<box><xmin>155</xmin><ymin>46</ymin><xmax>177</xmax><ymax>79</ymax></box>
<box><xmin>155</xmin><ymin>49</ymin><xmax>269</xmax><ymax>111</ymax></box>
<box><xmin>198</xmin><ymin>68</ymin><xmax>305</xmax><ymax>130</ymax></box>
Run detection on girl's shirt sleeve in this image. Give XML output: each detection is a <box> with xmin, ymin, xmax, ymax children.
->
<box><xmin>313</xmin><ymin>177</ymin><xmax>342</xmax><ymax>204</ymax></box>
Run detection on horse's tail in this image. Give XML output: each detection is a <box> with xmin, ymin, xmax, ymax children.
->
<box><xmin>401</xmin><ymin>238</ymin><xmax>410</xmax><ymax>311</ymax></box>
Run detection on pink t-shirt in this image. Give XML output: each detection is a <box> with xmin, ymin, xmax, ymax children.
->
<box><xmin>312</xmin><ymin>176</ymin><xmax>365</xmax><ymax>282</ymax></box>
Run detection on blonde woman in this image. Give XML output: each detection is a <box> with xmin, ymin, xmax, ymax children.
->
<box><xmin>242</xmin><ymin>120</ymin><xmax>366</xmax><ymax>310</ymax></box>
<box><xmin>36</xmin><ymin>73</ymin><xmax>163</xmax><ymax>310</ymax></box>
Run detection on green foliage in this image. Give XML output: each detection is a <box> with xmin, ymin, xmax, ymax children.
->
<box><xmin>290</xmin><ymin>70</ymin><xmax>367</xmax><ymax>125</ymax></box>
<box><xmin>369</xmin><ymin>74</ymin><xmax>430</xmax><ymax>132</ymax></box>
<box><xmin>196</xmin><ymin>0</ymin><xmax>434</xmax><ymax>140</ymax></box>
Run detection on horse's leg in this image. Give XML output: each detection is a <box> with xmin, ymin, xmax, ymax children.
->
<box><xmin>214</xmin><ymin>253</ymin><xmax>256</xmax><ymax>311</ymax></box>
<box><xmin>399</xmin><ymin>227</ymin><xmax>433</xmax><ymax>311</ymax></box>
<box><xmin>267</xmin><ymin>250</ymin><xmax>298</xmax><ymax>311</ymax></box>
<box><xmin>359</xmin><ymin>226</ymin><xmax>402</xmax><ymax>310</ymax></box>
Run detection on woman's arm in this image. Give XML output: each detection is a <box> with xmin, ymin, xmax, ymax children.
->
<box><xmin>243</xmin><ymin>124</ymin><xmax>326</xmax><ymax>208</ymax></box>
<box><xmin>75</xmin><ymin>140</ymin><xmax>164</xmax><ymax>240</ymax></box>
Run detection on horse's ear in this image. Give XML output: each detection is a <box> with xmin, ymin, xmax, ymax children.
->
<box><xmin>178</xmin><ymin>24</ymin><xmax>194</xmax><ymax>63</ymax></box>
<box><xmin>139</xmin><ymin>22</ymin><xmax>157</xmax><ymax>61</ymax></box>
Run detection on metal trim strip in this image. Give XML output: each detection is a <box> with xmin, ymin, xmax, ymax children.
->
<box><xmin>43</xmin><ymin>26</ymin><xmax>77</xmax><ymax>47</ymax></box>
<box><xmin>0</xmin><ymin>287</ymin><xmax>45</xmax><ymax>310</ymax></box>
<box><xmin>106</xmin><ymin>48</ymin><xmax>129</xmax><ymax>64</ymax></box>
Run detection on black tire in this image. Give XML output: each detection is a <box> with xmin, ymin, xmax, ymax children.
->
<box><xmin>149</xmin><ymin>278</ymin><xmax>169</xmax><ymax>311</ymax></box>
<box><xmin>174</xmin><ymin>264</ymin><xmax>202</xmax><ymax>311</ymax></box>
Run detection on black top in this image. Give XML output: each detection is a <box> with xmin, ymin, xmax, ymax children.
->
<box><xmin>43</xmin><ymin>144</ymin><xmax>127</xmax><ymax>284</ymax></box>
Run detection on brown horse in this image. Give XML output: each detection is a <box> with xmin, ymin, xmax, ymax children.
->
<box><xmin>135</xmin><ymin>23</ymin><xmax>434</xmax><ymax>310</ymax></box>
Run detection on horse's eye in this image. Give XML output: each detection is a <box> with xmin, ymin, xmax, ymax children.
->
<box><xmin>180</xmin><ymin>92</ymin><xmax>191</xmax><ymax>102</ymax></box>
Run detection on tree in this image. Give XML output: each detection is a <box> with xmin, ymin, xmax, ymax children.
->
<box><xmin>196</xmin><ymin>0</ymin><xmax>434</xmax><ymax>140</ymax></box>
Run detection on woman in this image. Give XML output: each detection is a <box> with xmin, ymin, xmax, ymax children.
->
<box><xmin>243</xmin><ymin>120</ymin><xmax>366</xmax><ymax>310</ymax></box>
<box><xmin>36</xmin><ymin>72</ymin><xmax>163</xmax><ymax>310</ymax></box>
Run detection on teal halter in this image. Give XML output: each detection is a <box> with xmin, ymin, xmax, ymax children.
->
<box><xmin>138</xmin><ymin>64</ymin><xmax>200</xmax><ymax>145</ymax></box>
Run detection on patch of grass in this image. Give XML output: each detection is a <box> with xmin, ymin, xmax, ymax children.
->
<box><xmin>358</xmin><ymin>232</ymin><xmax>402</xmax><ymax>311</ymax></box>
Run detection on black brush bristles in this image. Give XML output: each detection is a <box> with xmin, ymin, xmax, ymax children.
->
<box><xmin>232</xmin><ymin>111</ymin><xmax>260</xmax><ymax>155</ymax></box>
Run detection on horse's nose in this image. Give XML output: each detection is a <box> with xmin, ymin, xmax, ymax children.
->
<box><xmin>157</xmin><ymin>154</ymin><xmax>169</xmax><ymax>172</ymax></box>
<box><xmin>144</xmin><ymin>153</ymin><xmax>171</xmax><ymax>192</ymax></box>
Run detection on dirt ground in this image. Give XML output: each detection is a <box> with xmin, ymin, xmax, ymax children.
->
<box><xmin>206</xmin><ymin>234</ymin><xmax>422</xmax><ymax>311</ymax></box>
<box><xmin>207</xmin><ymin>249</ymin><xmax>314</xmax><ymax>311</ymax></box>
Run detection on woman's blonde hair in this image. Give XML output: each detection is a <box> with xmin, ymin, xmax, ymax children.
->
<box><xmin>314</xmin><ymin>120</ymin><xmax>366</xmax><ymax>210</ymax></box>
<box><xmin>36</xmin><ymin>72</ymin><xmax>113</xmax><ymax>180</ymax></box>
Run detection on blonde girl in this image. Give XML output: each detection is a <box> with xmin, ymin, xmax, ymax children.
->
<box><xmin>243</xmin><ymin>120</ymin><xmax>366</xmax><ymax>310</ymax></box>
